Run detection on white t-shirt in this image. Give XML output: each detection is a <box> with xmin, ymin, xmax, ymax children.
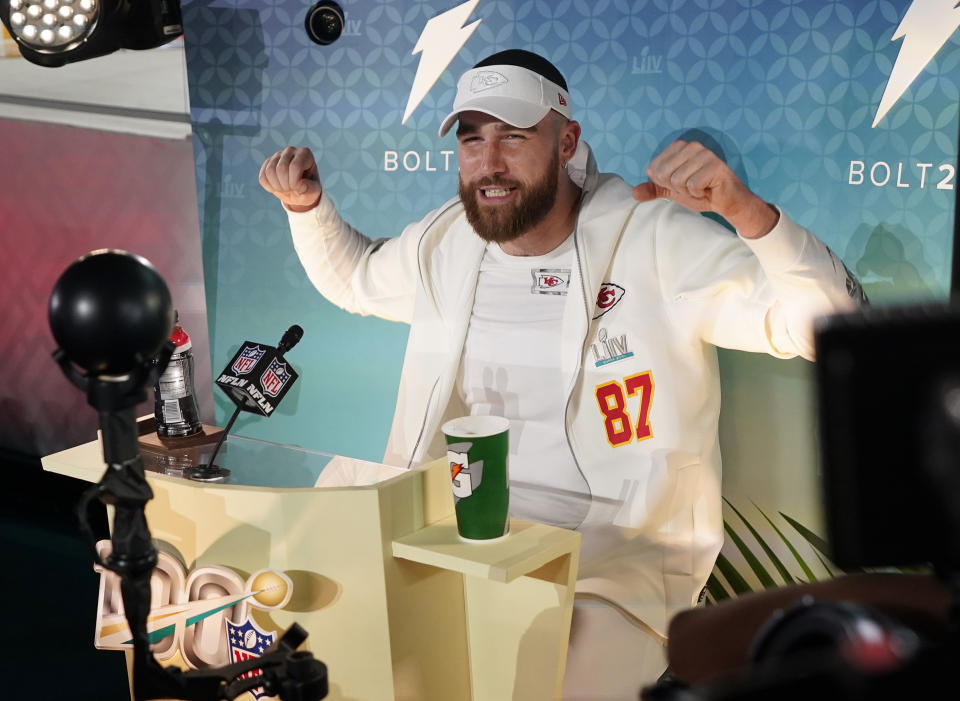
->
<box><xmin>458</xmin><ymin>235</ymin><xmax>592</xmax><ymax>528</ymax></box>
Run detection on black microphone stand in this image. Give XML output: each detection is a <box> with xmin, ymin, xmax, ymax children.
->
<box><xmin>54</xmin><ymin>346</ymin><xmax>328</xmax><ymax>701</ymax></box>
<box><xmin>183</xmin><ymin>404</ymin><xmax>240</xmax><ymax>481</ymax></box>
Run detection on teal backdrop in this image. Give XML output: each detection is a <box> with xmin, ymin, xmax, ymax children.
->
<box><xmin>179</xmin><ymin>0</ymin><xmax>958</xmax><ymax>467</ymax></box>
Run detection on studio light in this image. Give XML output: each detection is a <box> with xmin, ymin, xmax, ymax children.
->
<box><xmin>0</xmin><ymin>0</ymin><xmax>181</xmax><ymax>67</ymax></box>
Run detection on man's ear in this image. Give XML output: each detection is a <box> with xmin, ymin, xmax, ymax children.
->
<box><xmin>559</xmin><ymin>119</ymin><xmax>581</xmax><ymax>165</ymax></box>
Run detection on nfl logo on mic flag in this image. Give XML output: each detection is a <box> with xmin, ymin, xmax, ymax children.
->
<box><xmin>216</xmin><ymin>342</ymin><xmax>298</xmax><ymax>416</ymax></box>
<box><xmin>261</xmin><ymin>357</ymin><xmax>292</xmax><ymax>397</ymax></box>
<box><xmin>233</xmin><ymin>345</ymin><xmax>266</xmax><ymax>374</ymax></box>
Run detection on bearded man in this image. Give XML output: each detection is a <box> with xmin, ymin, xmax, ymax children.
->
<box><xmin>259</xmin><ymin>49</ymin><xmax>863</xmax><ymax>699</ymax></box>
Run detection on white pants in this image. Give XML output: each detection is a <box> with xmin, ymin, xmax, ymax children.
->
<box><xmin>562</xmin><ymin>598</ymin><xmax>668</xmax><ymax>701</ymax></box>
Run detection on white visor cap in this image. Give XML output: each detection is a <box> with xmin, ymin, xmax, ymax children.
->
<box><xmin>438</xmin><ymin>64</ymin><xmax>572</xmax><ymax>137</ymax></box>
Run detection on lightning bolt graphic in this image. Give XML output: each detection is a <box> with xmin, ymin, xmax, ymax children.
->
<box><xmin>402</xmin><ymin>0</ymin><xmax>482</xmax><ymax>125</ymax></box>
<box><xmin>873</xmin><ymin>0</ymin><xmax>960</xmax><ymax>127</ymax></box>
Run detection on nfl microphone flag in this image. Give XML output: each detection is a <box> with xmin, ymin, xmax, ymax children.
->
<box><xmin>215</xmin><ymin>326</ymin><xmax>303</xmax><ymax>417</ymax></box>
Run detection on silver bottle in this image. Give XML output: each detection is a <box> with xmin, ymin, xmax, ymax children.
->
<box><xmin>154</xmin><ymin>312</ymin><xmax>203</xmax><ymax>437</ymax></box>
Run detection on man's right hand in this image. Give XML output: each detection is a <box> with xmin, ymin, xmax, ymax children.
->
<box><xmin>258</xmin><ymin>146</ymin><xmax>323</xmax><ymax>212</ymax></box>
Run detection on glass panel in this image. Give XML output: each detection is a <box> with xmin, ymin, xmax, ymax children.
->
<box><xmin>139</xmin><ymin>434</ymin><xmax>343</xmax><ymax>488</ymax></box>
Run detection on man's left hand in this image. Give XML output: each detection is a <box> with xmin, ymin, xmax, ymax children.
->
<box><xmin>632</xmin><ymin>140</ymin><xmax>778</xmax><ymax>239</ymax></box>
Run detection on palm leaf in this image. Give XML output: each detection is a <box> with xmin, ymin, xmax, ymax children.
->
<box><xmin>726</xmin><ymin>498</ymin><xmax>796</xmax><ymax>586</ymax></box>
<box><xmin>780</xmin><ymin>512</ymin><xmax>831</xmax><ymax>558</ymax></box>
<box><xmin>723</xmin><ymin>519</ymin><xmax>777</xmax><ymax>589</ymax></box>
<box><xmin>705</xmin><ymin>572</ymin><xmax>731</xmax><ymax>603</ymax></box>
<box><xmin>813</xmin><ymin>550</ymin><xmax>842</xmax><ymax>578</ymax></box>
<box><xmin>754</xmin><ymin>504</ymin><xmax>817</xmax><ymax>582</ymax></box>
<box><xmin>712</xmin><ymin>551</ymin><xmax>754</xmax><ymax>596</ymax></box>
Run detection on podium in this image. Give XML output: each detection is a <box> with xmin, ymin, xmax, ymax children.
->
<box><xmin>41</xmin><ymin>424</ymin><xmax>581</xmax><ymax>701</ymax></box>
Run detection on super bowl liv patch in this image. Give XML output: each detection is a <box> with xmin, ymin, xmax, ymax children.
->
<box><xmin>591</xmin><ymin>328</ymin><xmax>634</xmax><ymax>367</ymax></box>
<box><xmin>531</xmin><ymin>268</ymin><xmax>570</xmax><ymax>295</ymax></box>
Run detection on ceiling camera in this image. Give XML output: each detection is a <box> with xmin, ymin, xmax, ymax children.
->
<box><xmin>305</xmin><ymin>1</ymin><xmax>344</xmax><ymax>46</ymax></box>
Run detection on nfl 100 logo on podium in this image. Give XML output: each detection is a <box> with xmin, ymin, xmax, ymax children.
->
<box><xmin>93</xmin><ymin>541</ymin><xmax>292</xmax><ymax>698</ymax></box>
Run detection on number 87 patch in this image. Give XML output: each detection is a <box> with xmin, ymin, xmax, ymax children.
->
<box><xmin>595</xmin><ymin>371</ymin><xmax>654</xmax><ymax>446</ymax></box>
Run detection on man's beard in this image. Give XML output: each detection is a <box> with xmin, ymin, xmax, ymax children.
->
<box><xmin>459</xmin><ymin>151</ymin><xmax>560</xmax><ymax>244</ymax></box>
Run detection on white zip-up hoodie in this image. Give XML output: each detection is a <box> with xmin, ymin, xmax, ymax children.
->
<box><xmin>286</xmin><ymin>149</ymin><xmax>859</xmax><ymax>638</ymax></box>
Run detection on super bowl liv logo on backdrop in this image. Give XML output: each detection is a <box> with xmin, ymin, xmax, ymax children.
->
<box><xmin>850</xmin><ymin>0</ymin><xmax>960</xmax><ymax>191</ymax></box>
<box><xmin>632</xmin><ymin>46</ymin><xmax>664</xmax><ymax>75</ymax></box>
<box><xmin>93</xmin><ymin>541</ymin><xmax>292</xmax><ymax>676</ymax></box>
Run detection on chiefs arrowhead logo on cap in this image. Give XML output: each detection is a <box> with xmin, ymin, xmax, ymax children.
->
<box><xmin>470</xmin><ymin>71</ymin><xmax>508</xmax><ymax>93</ymax></box>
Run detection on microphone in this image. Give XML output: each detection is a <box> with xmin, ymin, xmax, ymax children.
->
<box><xmin>215</xmin><ymin>325</ymin><xmax>303</xmax><ymax>418</ymax></box>
<box><xmin>278</xmin><ymin>325</ymin><xmax>304</xmax><ymax>355</ymax></box>
<box><xmin>188</xmin><ymin>325</ymin><xmax>305</xmax><ymax>482</ymax></box>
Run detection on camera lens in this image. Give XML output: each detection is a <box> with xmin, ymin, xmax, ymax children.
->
<box><xmin>305</xmin><ymin>1</ymin><xmax>344</xmax><ymax>46</ymax></box>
